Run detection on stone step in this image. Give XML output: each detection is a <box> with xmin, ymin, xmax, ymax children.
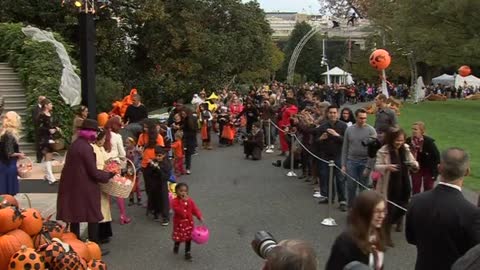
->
<box><xmin>0</xmin><ymin>82</ymin><xmax>22</xmax><ymax>89</ymax></box>
<box><xmin>0</xmin><ymin>89</ymin><xmax>25</xmax><ymax>96</ymax></box>
<box><xmin>0</xmin><ymin>74</ymin><xmax>20</xmax><ymax>80</ymax></box>
<box><xmin>0</xmin><ymin>70</ymin><xmax>16</xmax><ymax>75</ymax></box>
<box><xmin>2</xmin><ymin>94</ymin><xmax>26</xmax><ymax>102</ymax></box>
<box><xmin>4</xmin><ymin>99</ymin><xmax>27</xmax><ymax>107</ymax></box>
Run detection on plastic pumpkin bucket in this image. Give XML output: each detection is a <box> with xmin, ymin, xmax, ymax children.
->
<box><xmin>191</xmin><ymin>225</ymin><xmax>209</xmax><ymax>245</ymax></box>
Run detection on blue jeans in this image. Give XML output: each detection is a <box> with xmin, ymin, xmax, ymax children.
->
<box><xmin>318</xmin><ymin>158</ymin><xmax>346</xmax><ymax>203</ymax></box>
<box><xmin>346</xmin><ymin>159</ymin><xmax>368</xmax><ymax>207</ymax></box>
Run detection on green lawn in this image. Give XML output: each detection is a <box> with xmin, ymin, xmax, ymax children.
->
<box><xmin>383</xmin><ymin>100</ymin><xmax>480</xmax><ymax>191</ymax></box>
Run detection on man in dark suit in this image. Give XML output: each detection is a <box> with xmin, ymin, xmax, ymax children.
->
<box><xmin>32</xmin><ymin>95</ymin><xmax>46</xmax><ymax>163</ymax></box>
<box><xmin>406</xmin><ymin>147</ymin><xmax>480</xmax><ymax>270</ymax></box>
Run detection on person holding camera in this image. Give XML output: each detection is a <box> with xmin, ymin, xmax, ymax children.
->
<box><xmin>243</xmin><ymin>122</ymin><xmax>264</xmax><ymax>160</ymax></box>
<box><xmin>341</xmin><ymin>109</ymin><xmax>377</xmax><ymax>208</ymax></box>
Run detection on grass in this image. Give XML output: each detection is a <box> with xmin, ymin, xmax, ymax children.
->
<box><xmin>383</xmin><ymin>100</ymin><xmax>480</xmax><ymax>191</ymax></box>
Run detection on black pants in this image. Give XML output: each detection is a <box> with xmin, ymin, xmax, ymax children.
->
<box><xmin>70</xmin><ymin>222</ymin><xmax>99</xmax><ymax>242</ymax></box>
<box><xmin>174</xmin><ymin>241</ymin><xmax>191</xmax><ymax>254</ymax></box>
<box><xmin>184</xmin><ymin>144</ymin><xmax>194</xmax><ymax>170</ymax></box>
<box><xmin>143</xmin><ymin>167</ymin><xmax>169</xmax><ymax>220</ymax></box>
<box><xmin>98</xmin><ymin>222</ymin><xmax>112</xmax><ymax>241</ymax></box>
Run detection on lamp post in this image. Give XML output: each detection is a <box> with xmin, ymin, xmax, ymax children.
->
<box><xmin>321</xmin><ymin>38</ymin><xmax>330</xmax><ymax>85</ymax></box>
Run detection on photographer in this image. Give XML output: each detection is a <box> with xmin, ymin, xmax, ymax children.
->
<box><xmin>243</xmin><ymin>122</ymin><xmax>264</xmax><ymax>160</ymax></box>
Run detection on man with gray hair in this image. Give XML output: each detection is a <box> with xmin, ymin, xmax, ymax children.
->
<box><xmin>406</xmin><ymin>147</ymin><xmax>480</xmax><ymax>270</ymax></box>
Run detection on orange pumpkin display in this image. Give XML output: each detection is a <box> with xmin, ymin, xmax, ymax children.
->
<box><xmin>369</xmin><ymin>49</ymin><xmax>391</xmax><ymax>70</ymax></box>
<box><xmin>61</xmin><ymin>232</ymin><xmax>77</xmax><ymax>241</ymax></box>
<box><xmin>8</xmin><ymin>245</ymin><xmax>45</xmax><ymax>270</ymax></box>
<box><xmin>0</xmin><ymin>234</ymin><xmax>23</xmax><ymax>270</ymax></box>
<box><xmin>6</xmin><ymin>230</ymin><xmax>33</xmax><ymax>248</ymax></box>
<box><xmin>0</xmin><ymin>207</ymin><xmax>23</xmax><ymax>233</ymax></box>
<box><xmin>62</xmin><ymin>238</ymin><xmax>90</xmax><ymax>261</ymax></box>
<box><xmin>52</xmin><ymin>249</ymin><xmax>83</xmax><ymax>270</ymax></box>
<box><xmin>43</xmin><ymin>219</ymin><xmax>64</xmax><ymax>239</ymax></box>
<box><xmin>97</xmin><ymin>112</ymin><xmax>109</xmax><ymax>128</ymax></box>
<box><xmin>0</xmin><ymin>194</ymin><xmax>18</xmax><ymax>208</ymax></box>
<box><xmin>32</xmin><ymin>229</ymin><xmax>52</xmax><ymax>249</ymax></box>
<box><xmin>458</xmin><ymin>65</ymin><xmax>471</xmax><ymax>77</ymax></box>
<box><xmin>19</xmin><ymin>208</ymin><xmax>43</xmax><ymax>236</ymax></box>
<box><xmin>37</xmin><ymin>241</ymin><xmax>65</xmax><ymax>269</ymax></box>
<box><xmin>88</xmin><ymin>259</ymin><xmax>108</xmax><ymax>270</ymax></box>
<box><xmin>85</xmin><ymin>240</ymin><xmax>102</xmax><ymax>260</ymax></box>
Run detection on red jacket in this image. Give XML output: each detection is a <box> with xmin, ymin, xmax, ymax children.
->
<box><xmin>279</xmin><ymin>104</ymin><xmax>298</xmax><ymax>128</ymax></box>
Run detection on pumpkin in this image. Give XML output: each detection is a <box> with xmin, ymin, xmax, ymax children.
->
<box><xmin>52</xmin><ymin>250</ymin><xmax>84</xmax><ymax>270</ymax></box>
<box><xmin>88</xmin><ymin>259</ymin><xmax>107</xmax><ymax>270</ymax></box>
<box><xmin>43</xmin><ymin>220</ymin><xmax>64</xmax><ymax>239</ymax></box>
<box><xmin>62</xmin><ymin>238</ymin><xmax>90</xmax><ymax>261</ymax></box>
<box><xmin>369</xmin><ymin>49</ymin><xmax>391</xmax><ymax>70</ymax></box>
<box><xmin>0</xmin><ymin>207</ymin><xmax>23</xmax><ymax>233</ymax></box>
<box><xmin>8</xmin><ymin>245</ymin><xmax>45</xmax><ymax>270</ymax></box>
<box><xmin>61</xmin><ymin>232</ymin><xmax>77</xmax><ymax>241</ymax></box>
<box><xmin>32</xmin><ymin>229</ymin><xmax>52</xmax><ymax>249</ymax></box>
<box><xmin>19</xmin><ymin>208</ymin><xmax>43</xmax><ymax>236</ymax></box>
<box><xmin>85</xmin><ymin>240</ymin><xmax>102</xmax><ymax>260</ymax></box>
<box><xmin>0</xmin><ymin>234</ymin><xmax>23</xmax><ymax>270</ymax></box>
<box><xmin>6</xmin><ymin>230</ymin><xmax>33</xmax><ymax>248</ymax></box>
<box><xmin>0</xmin><ymin>195</ymin><xmax>18</xmax><ymax>208</ymax></box>
<box><xmin>97</xmin><ymin>112</ymin><xmax>109</xmax><ymax>128</ymax></box>
<box><xmin>80</xmin><ymin>258</ymin><xmax>88</xmax><ymax>270</ymax></box>
<box><xmin>36</xmin><ymin>240</ymin><xmax>65</xmax><ymax>269</ymax></box>
<box><xmin>458</xmin><ymin>65</ymin><xmax>471</xmax><ymax>77</ymax></box>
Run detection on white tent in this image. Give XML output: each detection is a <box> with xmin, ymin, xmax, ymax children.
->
<box><xmin>455</xmin><ymin>75</ymin><xmax>480</xmax><ymax>89</ymax></box>
<box><xmin>322</xmin><ymin>67</ymin><xmax>353</xmax><ymax>84</ymax></box>
<box><xmin>432</xmin><ymin>74</ymin><xmax>455</xmax><ymax>86</ymax></box>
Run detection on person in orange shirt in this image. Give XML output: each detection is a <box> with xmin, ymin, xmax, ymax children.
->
<box><xmin>171</xmin><ymin>131</ymin><xmax>186</xmax><ymax>176</ymax></box>
<box><xmin>137</xmin><ymin>119</ymin><xmax>165</xmax><ymax>218</ymax></box>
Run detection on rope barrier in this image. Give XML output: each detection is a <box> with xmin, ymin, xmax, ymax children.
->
<box><xmin>268</xmin><ymin>119</ymin><xmax>408</xmax><ymax>213</ymax></box>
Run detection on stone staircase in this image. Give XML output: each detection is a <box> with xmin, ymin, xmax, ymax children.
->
<box><xmin>0</xmin><ymin>62</ymin><xmax>36</xmax><ymax>157</ymax></box>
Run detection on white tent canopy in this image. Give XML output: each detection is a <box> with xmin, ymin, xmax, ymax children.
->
<box><xmin>432</xmin><ymin>74</ymin><xmax>455</xmax><ymax>86</ymax></box>
<box><xmin>455</xmin><ymin>75</ymin><xmax>480</xmax><ymax>89</ymax></box>
<box><xmin>322</xmin><ymin>67</ymin><xmax>353</xmax><ymax>84</ymax></box>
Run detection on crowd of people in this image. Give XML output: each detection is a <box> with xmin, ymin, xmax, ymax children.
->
<box><xmin>1</xmin><ymin>79</ymin><xmax>480</xmax><ymax>269</ymax></box>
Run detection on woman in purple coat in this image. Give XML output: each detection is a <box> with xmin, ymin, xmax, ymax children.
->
<box><xmin>56</xmin><ymin>119</ymin><xmax>114</xmax><ymax>244</ymax></box>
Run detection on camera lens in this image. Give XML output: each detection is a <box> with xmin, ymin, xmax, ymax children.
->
<box><xmin>252</xmin><ymin>231</ymin><xmax>277</xmax><ymax>259</ymax></box>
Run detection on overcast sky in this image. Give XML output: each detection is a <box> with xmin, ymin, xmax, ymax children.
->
<box><xmin>244</xmin><ymin>0</ymin><xmax>321</xmax><ymax>13</ymax></box>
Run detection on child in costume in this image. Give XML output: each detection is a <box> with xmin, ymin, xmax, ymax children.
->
<box><xmin>172</xmin><ymin>182</ymin><xmax>203</xmax><ymax>261</ymax></box>
<box><xmin>126</xmin><ymin>137</ymin><xmax>142</xmax><ymax>206</ymax></box>
<box><xmin>199</xmin><ymin>103</ymin><xmax>213</xmax><ymax>149</ymax></box>
<box><xmin>171</xmin><ymin>131</ymin><xmax>186</xmax><ymax>176</ymax></box>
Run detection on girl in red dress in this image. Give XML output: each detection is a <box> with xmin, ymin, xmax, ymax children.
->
<box><xmin>171</xmin><ymin>183</ymin><xmax>203</xmax><ymax>261</ymax></box>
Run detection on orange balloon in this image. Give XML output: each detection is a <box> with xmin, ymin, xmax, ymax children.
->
<box><xmin>458</xmin><ymin>65</ymin><xmax>471</xmax><ymax>77</ymax></box>
<box><xmin>97</xmin><ymin>112</ymin><xmax>109</xmax><ymax>128</ymax></box>
<box><xmin>369</xmin><ymin>49</ymin><xmax>391</xmax><ymax>70</ymax></box>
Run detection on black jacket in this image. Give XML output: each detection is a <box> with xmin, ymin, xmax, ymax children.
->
<box><xmin>406</xmin><ymin>184</ymin><xmax>480</xmax><ymax>270</ymax></box>
<box><xmin>312</xmin><ymin>120</ymin><xmax>347</xmax><ymax>159</ymax></box>
<box><xmin>406</xmin><ymin>135</ymin><xmax>440</xmax><ymax>178</ymax></box>
<box><xmin>326</xmin><ymin>231</ymin><xmax>369</xmax><ymax>270</ymax></box>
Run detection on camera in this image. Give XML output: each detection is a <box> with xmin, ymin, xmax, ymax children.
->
<box><xmin>251</xmin><ymin>231</ymin><xmax>278</xmax><ymax>259</ymax></box>
<box><xmin>362</xmin><ymin>137</ymin><xmax>381</xmax><ymax>158</ymax></box>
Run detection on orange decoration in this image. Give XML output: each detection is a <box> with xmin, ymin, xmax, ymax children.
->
<box><xmin>6</xmin><ymin>229</ymin><xmax>33</xmax><ymax>248</ymax></box>
<box><xmin>109</xmin><ymin>88</ymin><xmax>138</xmax><ymax>117</ymax></box>
<box><xmin>97</xmin><ymin>112</ymin><xmax>109</xmax><ymax>128</ymax></box>
<box><xmin>63</xmin><ymin>238</ymin><xmax>91</xmax><ymax>261</ymax></box>
<box><xmin>0</xmin><ymin>194</ymin><xmax>18</xmax><ymax>208</ymax></box>
<box><xmin>85</xmin><ymin>240</ymin><xmax>102</xmax><ymax>260</ymax></box>
<box><xmin>458</xmin><ymin>65</ymin><xmax>471</xmax><ymax>77</ymax></box>
<box><xmin>0</xmin><ymin>207</ymin><xmax>23</xmax><ymax>233</ymax></box>
<box><xmin>19</xmin><ymin>208</ymin><xmax>43</xmax><ymax>236</ymax></box>
<box><xmin>8</xmin><ymin>245</ymin><xmax>45</xmax><ymax>270</ymax></box>
<box><xmin>369</xmin><ymin>49</ymin><xmax>391</xmax><ymax>70</ymax></box>
<box><xmin>61</xmin><ymin>232</ymin><xmax>78</xmax><ymax>241</ymax></box>
<box><xmin>0</xmin><ymin>234</ymin><xmax>22</xmax><ymax>270</ymax></box>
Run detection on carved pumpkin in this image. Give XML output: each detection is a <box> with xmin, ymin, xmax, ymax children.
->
<box><xmin>43</xmin><ymin>219</ymin><xmax>64</xmax><ymax>239</ymax></box>
<box><xmin>369</xmin><ymin>49</ymin><xmax>391</xmax><ymax>70</ymax></box>
<box><xmin>97</xmin><ymin>112</ymin><xmax>109</xmax><ymax>128</ymax></box>
<box><xmin>88</xmin><ymin>259</ymin><xmax>108</xmax><ymax>270</ymax></box>
<box><xmin>85</xmin><ymin>240</ymin><xmax>102</xmax><ymax>260</ymax></box>
<box><xmin>458</xmin><ymin>65</ymin><xmax>471</xmax><ymax>77</ymax></box>
<box><xmin>62</xmin><ymin>238</ymin><xmax>90</xmax><ymax>261</ymax></box>
<box><xmin>52</xmin><ymin>250</ymin><xmax>84</xmax><ymax>270</ymax></box>
<box><xmin>8</xmin><ymin>245</ymin><xmax>45</xmax><ymax>270</ymax></box>
<box><xmin>6</xmin><ymin>230</ymin><xmax>33</xmax><ymax>248</ymax></box>
<box><xmin>0</xmin><ymin>207</ymin><xmax>23</xmax><ymax>233</ymax></box>
<box><xmin>0</xmin><ymin>194</ymin><xmax>18</xmax><ymax>208</ymax></box>
<box><xmin>36</xmin><ymin>240</ymin><xmax>65</xmax><ymax>269</ymax></box>
<box><xmin>32</xmin><ymin>229</ymin><xmax>52</xmax><ymax>249</ymax></box>
<box><xmin>0</xmin><ymin>234</ymin><xmax>23</xmax><ymax>270</ymax></box>
<box><xmin>19</xmin><ymin>208</ymin><xmax>43</xmax><ymax>236</ymax></box>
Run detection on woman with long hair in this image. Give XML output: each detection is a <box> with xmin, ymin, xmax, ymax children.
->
<box><xmin>406</xmin><ymin>121</ymin><xmax>440</xmax><ymax>194</ymax></box>
<box><xmin>0</xmin><ymin>111</ymin><xmax>25</xmax><ymax>195</ymax></box>
<box><xmin>71</xmin><ymin>105</ymin><xmax>88</xmax><ymax>142</ymax></box>
<box><xmin>340</xmin><ymin>107</ymin><xmax>356</xmax><ymax>127</ymax></box>
<box><xmin>37</xmin><ymin>98</ymin><xmax>59</xmax><ymax>184</ymax></box>
<box><xmin>375</xmin><ymin>127</ymin><xmax>418</xmax><ymax>246</ymax></box>
<box><xmin>181</xmin><ymin>108</ymin><xmax>197</xmax><ymax>175</ymax></box>
<box><xmin>326</xmin><ymin>190</ymin><xmax>387</xmax><ymax>270</ymax></box>
<box><xmin>104</xmin><ymin>116</ymin><xmax>131</xmax><ymax>224</ymax></box>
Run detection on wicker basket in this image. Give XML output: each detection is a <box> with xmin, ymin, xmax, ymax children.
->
<box><xmin>100</xmin><ymin>159</ymin><xmax>136</xmax><ymax>198</ymax></box>
<box><xmin>51</xmin><ymin>138</ymin><xmax>65</xmax><ymax>152</ymax></box>
<box><xmin>17</xmin><ymin>157</ymin><xmax>33</xmax><ymax>178</ymax></box>
<box><xmin>51</xmin><ymin>152</ymin><xmax>65</xmax><ymax>174</ymax></box>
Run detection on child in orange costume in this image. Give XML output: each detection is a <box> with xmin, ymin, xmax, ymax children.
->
<box><xmin>171</xmin><ymin>131</ymin><xmax>186</xmax><ymax>176</ymax></box>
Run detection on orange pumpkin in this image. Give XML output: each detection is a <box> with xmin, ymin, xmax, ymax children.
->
<box><xmin>32</xmin><ymin>229</ymin><xmax>52</xmax><ymax>249</ymax></box>
<box><xmin>43</xmin><ymin>220</ymin><xmax>64</xmax><ymax>239</ymax></box>
<box><xmin>62</xmin><ymin>238</ymin><xmax>91</xmax><ymax>261</ymax></box>
<box><xmin>8</xmin><ymin>245</ymin><xmax>45</xmax><ymax>270</ymax></box>
<box><xmin>37</xmin><ymin>240</ymin><xmax>65</xmax><ymax>269</ymax></box>
<box><xmin>369</xmin><ymin>49</ymin><xmax>391</xmax><ymax>70</ymax></box>
<box><xmin>6</xmin><ymin>229</ymin><xmax>33</xmax><ymax>248</ymax></box>
<box><xmin>85</xmin><ymin>240</ymin><xmax>102</xmax><ymax>260</ymax></box>
<box><xmin>0</xmin><ymin>207</ymin><xmax>23</xmax><ymax>233</ymax></box>
<box><xmin>61</xmin><ymin>232</ymin><xmax>77</xmax><ymax>241</ymax></box>
<box><xmin>19</xmin><ymin>208</ymin><xmax>43</xmax><ymax>236</ymax></box>
<box><xmin>459</xmin><ymin>65</ymin><xmax>471</xmax><ymax>77</ymax></box>
<box><xmin>0</xmin><ymin>234</ymin><xmax>23</xmax><ymax>270</ymax></box>
<box><xmin>97</xmin><ymin>112</ymin><xmax>109</xmax><ymax>128</ymax></box>
<box><xmin>52</xmin><ymin>249</ymin><xmax>83</xmax><ymax>270</ymax></box>
<box><xmin>0</xmin><ymin>194</ymin><xmax>18</xmax><ymax>208</ymax></box>
<box><xmin>88</xmin><ymin>259</ymin><xmax>108</xmax><ymax>270</ymax></box>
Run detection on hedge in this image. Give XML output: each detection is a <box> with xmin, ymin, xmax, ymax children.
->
<box><xmin>0</xmin><ymin>23</ymin><xmax>76</xmax><ymax>143</ymax></box>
